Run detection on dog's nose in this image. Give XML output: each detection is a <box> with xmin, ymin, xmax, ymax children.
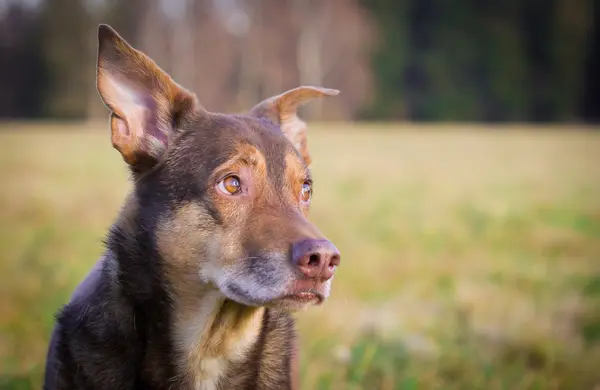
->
<box><xmin>292</xmin><ymin>239</ymin><xmax>341</xmax><ymax>281</ymax></box>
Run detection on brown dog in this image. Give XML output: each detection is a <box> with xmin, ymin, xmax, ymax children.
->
<box><xmin>42</xmin><ymin>24</ymin><xmax>341</xmax><ymax>390</ymax></box>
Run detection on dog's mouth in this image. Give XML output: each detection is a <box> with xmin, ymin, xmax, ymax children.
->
<box><xmin>219</xmin><ymin>269</ymin><xmax>332</xmax><ymax>311</ymax></box>
<box><xmin>268</xmin><ymin>290</ymin><xmax>324</xmax><ymax>311</ymax></box>
<box><xmin>272</xmin><ymin>279</ymin><xmax>330</xmax><ymax>309</ymax></box>
<box><xmin>280</xmin><ymin>291</ymin><xmax>323</xmax><ymax>304</ymax></box>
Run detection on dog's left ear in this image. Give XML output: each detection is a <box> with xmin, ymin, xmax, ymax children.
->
<box><xmin>250</xmin><ymin>86</ymin><xmax>339</xmax><ymax>165</ymax></box>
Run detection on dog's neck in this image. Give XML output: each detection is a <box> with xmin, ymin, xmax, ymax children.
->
<box><xmin>172</xmin><ymin>288</ymin><xmax>265</xmax><ymax>389</ymax></box>
<box><xmin>107</xmin><ymin>194</ymin><xmax>266</xmax><ymax>389</ymax></box>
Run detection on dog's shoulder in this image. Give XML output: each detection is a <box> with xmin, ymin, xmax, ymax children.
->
<box><xmin>55</xmin><ymin>255</ymin><xmax>124</xmax><ymax>337</ymax></box>
<box><xmin>44</xmin><ymin>255</ymin><xmax>142</xmax><ymax>389</ymax></box>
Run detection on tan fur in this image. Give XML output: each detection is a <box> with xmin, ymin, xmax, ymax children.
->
<box><xmin>155</xmin><ymin>203</ymin><xmax>214</xmax><ymax>292</ymax></box>
<box><xmin>284</xmin><ymin>152</ymin><xmax>312</xmax><ymax>216</ymax></box>
<box><xmin>174</xmin><ymin>292</ymin><xmax>264</xmax><ymax>390</ymax></box>
<box><xmin>155</xmin><ymin>203</ymin><xmax>266</xmax><ymax>389</ymax></box>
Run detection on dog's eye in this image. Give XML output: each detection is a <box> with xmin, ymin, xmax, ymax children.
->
<box><xmin>218</xmin><ymin>175</ymin><xmax>241</xmax><ymax>195</ymax></box>
<box><xmin>300</xmin><ymin>181</ymin><xmax>312</xmax><ymax>203</ymax></box>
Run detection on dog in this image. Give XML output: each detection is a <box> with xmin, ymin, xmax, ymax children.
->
<box><xmin>42</xmin><ymin>24</ymin><xmax>341</xmax><ymax>390</ymax></box>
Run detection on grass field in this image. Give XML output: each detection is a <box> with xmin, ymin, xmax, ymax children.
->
<box><xmin>1</xmin><ymin>122</ymin><xmax>599</xmax><ymax>389</ymax></box>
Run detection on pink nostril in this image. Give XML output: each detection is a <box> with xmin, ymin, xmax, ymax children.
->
<box><xmin>308</xmin><ymin>254</ymin><xmax>320</xmax><ymax>267</ymax></box>
<box><xmin>330</xmin><ymin>253</ymin><xmax>341</xmax><ymax>267</ymax></box>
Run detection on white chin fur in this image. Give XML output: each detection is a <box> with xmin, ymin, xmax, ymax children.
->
<box><xmin>220</xmin><ymin>277</ymin><xmax>288</xmax><ymax>307</ymax></box>
<box><xmin>203</xmin><ymin>265</ymin><xmax>290</xmax><ymax>307</ymax></box>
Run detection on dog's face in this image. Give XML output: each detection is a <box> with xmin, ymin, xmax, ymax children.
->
<box><xmin>151</xmin><ymin>114</ymin><xmax>340</xmax><ymax>311</ymax></box>
<box><xmin>96</xmin><ymin>25</ymin><xmax>341</xmax><ymax>311</ymax></box>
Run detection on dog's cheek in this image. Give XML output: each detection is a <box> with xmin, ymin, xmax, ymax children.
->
<box><xmin>196</xmin><ymin>226</ymin><xmax>252</xmax><ymax>290</ymax></box>
<box><xmin>209</xmin><ymin>195</ymin><xmax>252</xmax><ymax>263</ymax></box>
<box><xmin>155</xmin><ymin>202</ymin><xmax>218</xmax><ymax>290</ymax></box>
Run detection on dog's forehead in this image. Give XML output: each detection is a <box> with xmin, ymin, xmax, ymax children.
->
<box><xmin>178</xmin><ymin>113</ymin><xmax>307</xmax><ymax>180</ymax></box>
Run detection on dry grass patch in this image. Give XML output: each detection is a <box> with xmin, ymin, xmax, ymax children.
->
<box><xmin>1</xmin><ymin>122</ymin><xmax>599</xmax><ymax>389</ymax></box>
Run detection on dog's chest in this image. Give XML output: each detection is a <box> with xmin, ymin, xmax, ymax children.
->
<box><xmin>190</xmin><ymin>346</ymin><xmax>251</xmax><ymax>390</ymax></box>
<box><xmin>192</xmin><ymin>357</ymin><xmax>227</xmax><ymax>390</ymax></box>
<box><xmin>172</xmin><ymin>291</ymin><xmax>264</xmax><ymax>390</ymax></box>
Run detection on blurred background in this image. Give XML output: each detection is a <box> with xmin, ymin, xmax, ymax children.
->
<box><xmin>1</xmin><ymin>0</ymin><xmax>599</xmax><ymax>389</ymax></box>
<box><xmin>1</xmin><ymin>0</ymin><xmax>600</xmax><ymax>122</ymax></box>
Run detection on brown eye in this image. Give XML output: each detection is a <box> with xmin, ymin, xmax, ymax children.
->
<box><xmin>218</xmin><ymin>175</ymin><xmax>241</xmax><ymax>195</ymax></box>
<box><xmin>300</xmin><ymin>181</ymin><xmax>312</xmax><ymax>202</ymax></box>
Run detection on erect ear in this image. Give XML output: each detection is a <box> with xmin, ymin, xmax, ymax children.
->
<box><xmin>96</xmin><ymin>24</ymin><xmax>199</xmax><ymax>172</ymax></box>
<box><xmin>249</xmin><ymin>86</ymin><xmax>339</xmax><ymax>165</ymax></box>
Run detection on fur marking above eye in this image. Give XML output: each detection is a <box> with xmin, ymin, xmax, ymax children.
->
<box><xmin>217</xmin><ymin>175</ymin><xmax>242</xmax><ymax>195</ymax></box>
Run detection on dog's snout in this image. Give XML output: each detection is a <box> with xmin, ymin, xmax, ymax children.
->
<box><xmin>292</xmin><ymin>239</ymin><xmax>341</xmax><ymax>281</ymax></box>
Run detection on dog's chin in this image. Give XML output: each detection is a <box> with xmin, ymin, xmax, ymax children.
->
<box><xmin>231</xmin><ymin>292</ymin><xmax>325</xmax><ymax>312</ymax></box>
<box><xmin>220</xmin><ymin>282</ymin><xmax>329</xmax><ymax>312</ymax></box>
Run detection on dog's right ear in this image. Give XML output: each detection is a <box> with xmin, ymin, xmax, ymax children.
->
<box><xmin>96</xmin><ymin>24</ymin><xmax>199</xmax><ymax>172</ymax></box>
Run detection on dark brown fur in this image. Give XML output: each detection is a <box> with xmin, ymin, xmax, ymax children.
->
<box><xmin>43</xmin><ymin>24</ymin><xmax>340</xmax><ymax>390</ymax></box>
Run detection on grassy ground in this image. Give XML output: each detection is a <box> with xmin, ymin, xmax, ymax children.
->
<box><xmin>1</xmin><ymin>122</ymin><xmax>599</xmax><ymax>389</ymax></box>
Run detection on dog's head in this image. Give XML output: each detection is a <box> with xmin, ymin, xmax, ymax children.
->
<box><xmin>96</xmin><ymin>25</ymin><xmax>340</xmax><ymax>311</ymax></box>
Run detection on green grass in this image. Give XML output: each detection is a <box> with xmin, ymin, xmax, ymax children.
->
<box><xmin>1</xmin><ymin>122</ymin><xmax>600</xmax><ymax>389</ymax></box>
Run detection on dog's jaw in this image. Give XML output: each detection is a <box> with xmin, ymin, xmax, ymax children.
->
<box><xmin>203</xmin><ymin>262</ymin><xmax>291</xmax><ymax>307</ymax></box>
<box><xmin>201</xmin><ymin>257</ymin><xmax>333</xmax><ymax>311</ymax></box>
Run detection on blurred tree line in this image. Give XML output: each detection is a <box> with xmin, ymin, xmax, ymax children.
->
<box><xmin>0</xmin><ymin>0</ymin><xmax>598</xmax><ymax>123</ymax></box>
<box><xmin>362</xmin><ymin>0</ymin><xmax>599</xmax><ymax>122</ymax></box>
